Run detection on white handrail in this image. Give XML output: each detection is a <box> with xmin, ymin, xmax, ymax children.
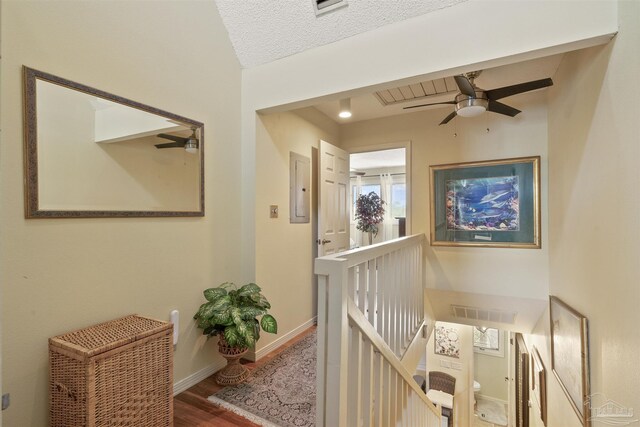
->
<box><xmin>315</xmin><ymin>234</ymin><xmax>441</xmax><ymax>427</ymax></box>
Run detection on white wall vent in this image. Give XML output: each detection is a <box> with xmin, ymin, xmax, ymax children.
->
<box><xmin>375</xmin><ymin>77</ymin><xmax>458</xmax><ymax>106</ymax></box>
<box><xmin>450</xmin><ymin>304</ymin><xmax>517</xmax><ymax>324</ymax></box>
<box><xmin>313</xmin><ymin>0</ymin><xmax>348</xmax><ymax>17</ymax></box>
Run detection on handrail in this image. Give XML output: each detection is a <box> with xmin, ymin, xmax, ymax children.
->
<box><xmin>348</xmin><ymin>299</ymin><xmax>441</xmax><ymax>414</ymax></box>
<box><xmin>315</xmin><ymin>233</ymin><xmax>441</xmax><ymax>427</ymax></box>
<box><xmin>315</xmin><ymin>234</ymin><xmax>424</xmax><ymax>272</ymax></box>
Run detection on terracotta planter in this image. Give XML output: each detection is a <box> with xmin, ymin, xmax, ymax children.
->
<box><xmin>215</xmin><ymin>335</ymin><xmax>250</xmax><ymax>386</ymax></box>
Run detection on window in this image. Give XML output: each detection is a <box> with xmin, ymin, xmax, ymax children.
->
<box><xmin>353</xmin><ymin>184</ymin><xmax>381</xmax><ymax>201</ymax></box>
<box><xmin>473</xmin><ymin>327</ymin><xmax>505</xmax><ymax>357</ymax></box>
<box><xmin>390</xmin><ymin>183</ymin><xmax>406</xmax><ymax>217</ymax></box>
<box><xmin>351</xmin><ymin>179</ymin><xmax>407</xmax><ymax>221</ymax></box>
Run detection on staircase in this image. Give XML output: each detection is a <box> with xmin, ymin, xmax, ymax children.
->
<box><xmin>315</xmin><ymin>234</ymin><xmax>442</xmax><ymax>427</ymax></box>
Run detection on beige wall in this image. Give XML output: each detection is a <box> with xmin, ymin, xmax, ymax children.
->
<box><xmin>473</xmin><ymin>333</ymin><xmax>508</xmax><ymax>402</ymax></box>
<box><xmin>0</xmin><ymin>2</ymin><xmax>241</xmax><ymax>425</ymax></box>
<box><xmin>525</xmin><ymin>2</ymin><xmax>640</xmax><ymax>427</ymax></box>
<box><xmin>253</xmin><ymin>109</ymin><xmax>339</xmax><ymax>353</ymax></box>
<box><xmin>340</xmin><ymin>91</ymin><xmax>549</xmax><ymax>300</ymax></box>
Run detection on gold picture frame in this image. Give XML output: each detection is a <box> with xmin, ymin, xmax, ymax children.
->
<box><xmin>429</xmin><ymin>156</ymin><xmax>541</xmax><ymax>248</ymax></box>
<box><xmin>550</xmin><ymin>296</ymin><xmax>590</xmax><ymax>426</ymax></box>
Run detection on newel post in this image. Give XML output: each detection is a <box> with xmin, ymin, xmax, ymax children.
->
<box><xmin>315</xmin><ymin>256</ymin><xmax>349</xmax><ymax>427</ymax></box>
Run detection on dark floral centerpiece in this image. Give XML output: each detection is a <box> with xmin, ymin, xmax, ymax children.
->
<box><xmin>355</xmin><ymin>192</ymin><xmax>385</xmax><ymax>245</ymax></box>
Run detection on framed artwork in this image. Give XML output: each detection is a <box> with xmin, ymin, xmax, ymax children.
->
<box><xmin>531</xmin><ymin>346</ymin><xmax>548</xmax><ymax>426</ymax></box>
<box><xmin>434</xmin><ymin>324</ymin><xmax>460</xmax><ymax>358</ymax></box>
<box><xmin>429</xmin><ymin>156</ymin><xmax>541</xmax><ymax>248</ymax></box>
<box><xmin>550</xmin><ymin>296</ymin><xmax>590</xmax><ymax>426</ymax></box>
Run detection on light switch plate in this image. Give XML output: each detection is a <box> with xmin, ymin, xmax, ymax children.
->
<box><xmin>270</xmin><ymin>205</ymin><xmax>278</xmax><ymax>218</ymax></box>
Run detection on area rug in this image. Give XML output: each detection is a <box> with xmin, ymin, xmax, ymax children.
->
<box><xmin>208</xmin><ymin>332</ymin><xmax>316</xmax><ymax>427</ymax></box>
<box><xmin>475</xmin><ymin>396</ymin><xmax>508</xmax><ymax>426</ymax></box>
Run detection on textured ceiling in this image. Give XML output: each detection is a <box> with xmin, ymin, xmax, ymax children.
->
<box><xmin>213</xmin><ymin>0</ymin><xmax>468</xmax><ymax>68</ymax></box>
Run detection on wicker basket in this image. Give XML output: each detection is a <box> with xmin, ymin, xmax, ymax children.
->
<box><xmin>49</xmin><ymin>315</ymin><xmax>173</xmax><ymax>427</ymax></box>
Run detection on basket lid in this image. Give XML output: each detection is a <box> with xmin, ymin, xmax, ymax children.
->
<box><xmin>49</xmin><ymin>315</ymin><xmax>171</xmax><ymax>357</ymax></box>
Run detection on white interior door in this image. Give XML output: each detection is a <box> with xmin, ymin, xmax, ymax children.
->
<box><xmin>318</xmin><ymin>140</ymin><xmax>349</xmax><ymax>256</ymax></box>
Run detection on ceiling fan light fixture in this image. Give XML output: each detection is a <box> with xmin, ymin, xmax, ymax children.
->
<box><xmin>184</xmin><ymin>139</ymin><xmax>198</xmax><ymax>154</ymax></box>
<box><xmin>455</xmin><ymin>94</ymin><xmax>488</xmax><ymax>117</ymax></box>
<box><xmin>184</xmin><ymin>130</ymin><xmax>199</xmax><ymax>154</ymax></box>
<box><xmin>338</xmin><ymin>98</ymin><xmax>352</xmax><ymax>119</ymax></box>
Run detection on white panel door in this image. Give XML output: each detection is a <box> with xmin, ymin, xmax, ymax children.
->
<box><xmin>318</xmin><ymin>140</ymin><xmax>349</xmax><ymax>256</ymax></box>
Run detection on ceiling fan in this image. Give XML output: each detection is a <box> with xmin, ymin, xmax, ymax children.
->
<box><xmin>155</xmin><ymin>129</ymin><xmax>199</xmax><ymax>153</ymax></box>
<box><xmin>403</xmin><ymin>71</ymin><xmax>553</xmax><ymax>125</ymax></box>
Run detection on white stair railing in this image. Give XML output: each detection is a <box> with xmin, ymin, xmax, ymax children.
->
<box><xmin>315</xmin><ymin>234</ymin><xmax>441</xmax><ymax>427</ymax></box>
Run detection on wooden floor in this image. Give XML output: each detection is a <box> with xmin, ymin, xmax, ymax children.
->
<box><xmin>173</xmin><ymin>326</ymin><xmax>316</xmax><ymax>426</ymax></box>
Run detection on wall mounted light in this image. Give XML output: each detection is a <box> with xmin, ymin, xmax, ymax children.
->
<box><xmin>338</xmin><ymin>98</ymin><xmax>352</xmax><ymax>119</ymax></box>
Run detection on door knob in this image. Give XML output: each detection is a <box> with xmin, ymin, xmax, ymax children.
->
<box><xmin>316</xmin><ymin>239</ymin><xmax>332</xmax><ymax>245</ymax></box>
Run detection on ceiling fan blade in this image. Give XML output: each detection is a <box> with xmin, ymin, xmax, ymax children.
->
<box><xmin>439</xmin><ymin>111</ymin><xmax>457</xmax><ymax>125</ymax></box>
<box><xmin>487</xmin><ymin>100</ymin><xmax>521</xmax><ymax>117</ymax></box>
<box><xmin>485</xmin><ymin>78</ymin><xmax>553</xmax><ymax>101</ymax></box>
<box><xmin>403</xmin><ymin>101</ymin><xmax>456</xmax><ymax>110</ymax></box>
<box><xmin>157</xmin><ymin>133</ymin><xmax>188</xmax><ymax>143</ymax></box>
<box><xmin>155</xmin><ymin>142</ymin><xmax>185</xmax><ymax>149</ymax></box>
<box><xmin>454</xmin><ymin>75</ymin><xmax>476</xmax><ymax>97</ymax></box>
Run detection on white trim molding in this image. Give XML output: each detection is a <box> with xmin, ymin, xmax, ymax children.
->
<box><xmin>173</xmin><ymin>359</ymin><xmax>226</xmax><ymax>396</ymax></box>
<box><xmin>247</xmin><ymin>316</ymin><xmax>317</xmax><ymax>362</ymax></box>
<box><xmin>477</xmin><ymin>393</ymin><xmax>509</xmax><ymax>406</ymax></box>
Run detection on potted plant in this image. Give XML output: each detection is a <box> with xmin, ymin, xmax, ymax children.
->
<box><xmin>193</xmin><ymin>282</ymin><xmax>277</xmax><ymax>385</ymax></box>
<box><xmin>355</xmin><ymin>191</ymin><xmax>386</xmax><ymax>245</ymax></box>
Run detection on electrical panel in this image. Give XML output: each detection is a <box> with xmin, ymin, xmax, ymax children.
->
<box><xmin>290</xmin><ymin>152</ymin><xmax>310</xmax><ymax>223</ymax></box>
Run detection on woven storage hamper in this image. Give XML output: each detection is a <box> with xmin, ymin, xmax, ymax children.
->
<box><xmin>49</xmin><ymin>315</ymin><xmax>173</xmax><ymax>427</ymax></box>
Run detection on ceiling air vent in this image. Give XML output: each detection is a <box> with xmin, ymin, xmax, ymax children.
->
<box><xmin>450</xmin><ymin>304</ymin><xmax>517</xmax><ymax>325</ymax></box>
<box><xmin>375</xmin><ymin>77</ymin><xmax>458</xmax><ymax>106</ymax></box>
<box><xmin>313</xmin><ymin>0</ymin><xmax>348</xmax><ymax>17</ymax></box>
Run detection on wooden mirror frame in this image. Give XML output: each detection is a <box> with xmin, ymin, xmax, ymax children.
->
<box><xmin>23</xmin><ymin>66</ymin><xmax>205</xmax><ymax>218</ymax></box>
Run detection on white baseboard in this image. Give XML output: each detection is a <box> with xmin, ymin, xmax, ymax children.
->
<box><xmin>247</xmin><ymin>316</ymin><xmax>317</xmax><ymax>361</ymax></box>
<box><xmin>477</xmin><ymin>393</ymin><xmax>508</xmax><ymax>405</ymax></box>
<box><xmin>173</xmin><ymin>317</ymin><xmax>316</xmax><ymax>395</ymax></box>
<box><xmin>173</xmin><ymin>359</ymin><xmax>226</xmax><ymax>396</ymax></box>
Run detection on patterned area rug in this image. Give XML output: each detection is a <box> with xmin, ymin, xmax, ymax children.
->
<box><xmin>208</xmin><ymin>333</ymin><xmax>316</xmax><ymax>427</ymax></box>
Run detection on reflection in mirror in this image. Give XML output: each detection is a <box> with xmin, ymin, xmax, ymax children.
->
<box><xmin>24</xmin><ymin>66</ymin><xmax>204</xmax><ymax>218</ymax></box>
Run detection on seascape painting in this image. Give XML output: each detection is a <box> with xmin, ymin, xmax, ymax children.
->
<box><xmin>446</xmin><ymin>176</ymin><xmax>519</xmax><ymax>232</ymax></box>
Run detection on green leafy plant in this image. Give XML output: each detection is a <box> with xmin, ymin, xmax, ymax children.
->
<box><xmin>193</xmin><ymin>282</ymin><xmax>277</xmax><ymax>349</ymax></box>
<box><xmin>355</xmin><ymin>192</ymin><xmax>386</xmax><ymax>237</ymax></box>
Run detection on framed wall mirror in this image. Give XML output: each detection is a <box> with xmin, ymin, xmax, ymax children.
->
<box><xmin>23</xmin><ymin>66</ymin><xmax>204</xmax><ymax>218</ymax></box>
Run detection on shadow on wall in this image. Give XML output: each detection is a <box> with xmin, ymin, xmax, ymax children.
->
<box><xmin>424</xmin><ymin>244</ymin><xmax>453</xmax><ymax>290</ymax></box>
